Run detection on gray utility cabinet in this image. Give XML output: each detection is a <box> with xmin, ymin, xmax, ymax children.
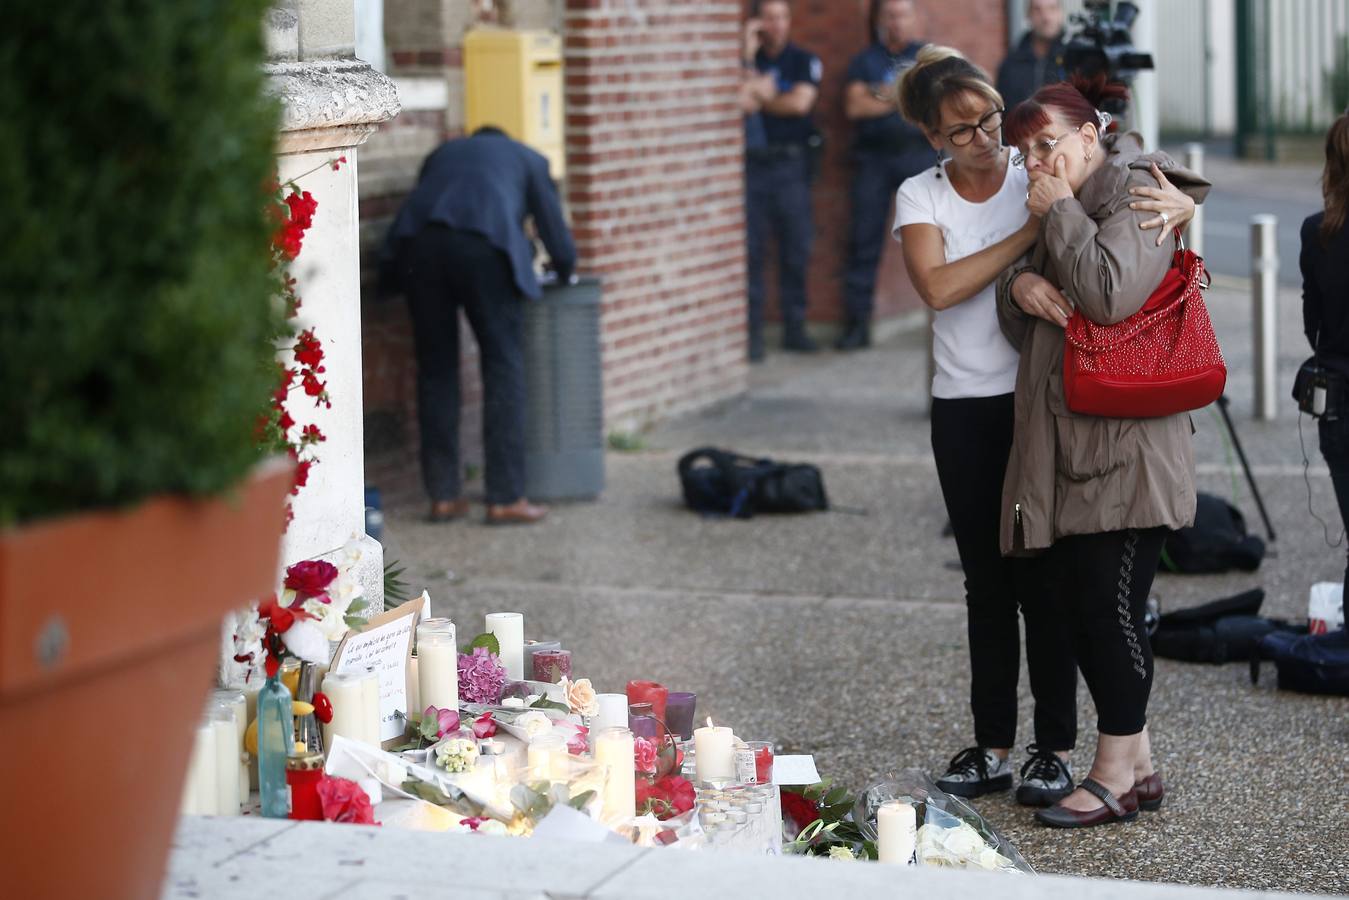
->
<box><xmin>523</xmin><ymin>277</ymin><xmax>605</xmax><ymax>500</ymax></box>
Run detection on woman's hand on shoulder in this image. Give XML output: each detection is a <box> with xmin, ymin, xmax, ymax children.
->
<box><xmin>1011</xmin><ymin>271</ymin><xmax>1072</xmax><ymax>326</ymax></box>
<box><xmin>1128</xmin><ymin>163</ymin><xmax>1196</xmax><ymax>247</ymax></box>
<box><xmin>1026</xmin><ymin>156</ymin><xmax>1074</xmax><ymax>217</ymax></box>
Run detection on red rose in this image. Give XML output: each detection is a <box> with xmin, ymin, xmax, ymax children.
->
<box><xmin>284</xmin><ymin>559</ymin><xmax>338</xmax><ymax>598</ymax></box>
<box><xmin>471</xmin><ymin>711</ymin><xmax>497</xmax><ymax>739</ymax></box>
<box><xmin>780</xmin><ymin>789</ymin><xmax>820</xmax><ymax>831</ymax></box>
<box><xmin>662</xmin><ymin>775</ymin><xmax>695</xmax><ymax>816</ymax></box>
<box><xmin>315</xmin><ymin>775</ymin><xmax>377</xmax><ymax>825</ymax></box>
<box><xmin>258</xmin><ymin>595</ymin><xmax>296</xmax><ymax>633</ymax></box>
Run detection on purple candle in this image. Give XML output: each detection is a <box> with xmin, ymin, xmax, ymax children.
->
<box><xmin>665</xmin><ymin>691</ymin><xmax>697</xmax><ymax>740</ymax></box>
<box><xmin>532</xmin><ymin>649</ymin><xmax>572</xmax><ymax>684</ymax></box>
<box><xmin>628</xmin><ymin>702</ymin><xmax>661</xmax><ymax>740</ymax></box>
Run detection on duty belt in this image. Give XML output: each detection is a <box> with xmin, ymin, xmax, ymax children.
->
<box><xmin>746</xmin><ymin>143</ymin><xmax>805</xmax><ymax>163</ymax></box>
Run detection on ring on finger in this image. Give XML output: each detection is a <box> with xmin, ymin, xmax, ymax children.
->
<box><xmin>1159</xmin><ymin>211</ymin><xmax>1169</xmax><ymax>226</ymax></box>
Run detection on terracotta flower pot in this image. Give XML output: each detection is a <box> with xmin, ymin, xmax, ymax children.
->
<box><xmin>0</xmin><ymin>461</ymin><xmax>292</xmax><ymax>900</ymax></box>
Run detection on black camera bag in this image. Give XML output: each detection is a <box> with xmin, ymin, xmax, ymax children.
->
<box><xmin>677</xmin><ymin>447</ymin><xmax>827</xmax><ymax>519</ymax></box>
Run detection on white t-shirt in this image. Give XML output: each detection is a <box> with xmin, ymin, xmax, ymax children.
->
<box><xmin>894</xmin><ymin>160</ymin><xmax>1029</xmax><ymax>399</ymax></box>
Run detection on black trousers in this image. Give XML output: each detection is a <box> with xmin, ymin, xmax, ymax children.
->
<box><xmin>746</xmin><ymin>154</ymin><xmax>812</xmax><ymax>334</ymax></box>
<box><xmin>1319</xmin><ymin>416</ymin><xmax>1349</xmax><ymax>595</ymax></box>
<box><xmin>843</xmin><ymin>151</ymin><xmax>915</xmax><ymax>324</ymax></box>
<box><xmin>405</xmin><ymin>225</ymin><xmax>526</xmax><ymax>506</ymax></box>
<box><xmin>931</xmin><ymin>394</ymin><xmax>1078</xmax><ymax>751</ymax></box>
<box><xmin>1046</xmin><ymin>528</ymin><xmax>1167</xmax><ymax>736</ymax></box>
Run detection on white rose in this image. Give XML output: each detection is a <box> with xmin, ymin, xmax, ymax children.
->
<box><xmin>516</xmin><ymin>711</ymin><xmax>552</xmax><ymax>740</ymax></box>
<box><xmin>280</xmin><ymin>618</ymin><xmax>331</xmax><ymax>664</ymax></box>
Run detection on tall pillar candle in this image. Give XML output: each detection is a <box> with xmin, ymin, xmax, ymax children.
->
<box><xmin>877</xmin><ymin>800</ymin><xmax>917</xmax><ymax>865</ymax></box>
<box><xmin>592</xmin><ymin>693</ymin><xmax>629</xmax><ymax>731</ymax></box>
<box><xmin>183</xmin><ymin>719</ymin><xmax>218</xmax><ymax>815</ymax></box>
<box><xmin>485</xmin><ymin>612</ymin><xmax>525</xmax><ymax>680</ymax></box>
<box><xmin>593</xmin><ymin>726</ymin><xmax>636</xmax><ymax>824</ymax></box>
<box><xmin>359</xmin><ymin>667</ymin><xmax>381</xmax><ymax>746</ymax></box>
<box><xmin>322</xmin><ymin>672</ymin><xmax>377</xmax><ymax>748</ymax></box>
<box><xmin>213</xmin><ymin>689</ymin><xmax>250</xmax><ymax>806</ymax></box>
<box><xmin>693</xmin><ymin>721</ymin><xmax>735</xmax><ymax>783</ymax></box>
<box><xmin>209</xmin><ymin>709</ymin><xmax>241</xmax><ymax>815</ymax></box>
<box><xmin>417</xmin><ymin>621</ymin><xmax>458</xmax><ymax>714</ymax></box>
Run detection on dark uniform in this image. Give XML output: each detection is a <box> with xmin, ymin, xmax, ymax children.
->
<box><xmin>381</xmin><ymin>129</ymin><xmax>575</xmax><ymax>508</ymax></box>
<box><xmin>747</xmin><ymin>41</ymin><xmax>822</xmax><ymax>351</ymax></box>
<box><xmin>996</xmin><ymin>30</ymin><xmax>1067</xmax><ymax>113</ymax></box>
<box><xmin>843</xmin><ymin>40</ymin><xmax>930</xmax><ymax>335</ymax></box>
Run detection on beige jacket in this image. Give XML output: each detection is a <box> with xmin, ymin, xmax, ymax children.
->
<box><xmin>996</xmin><ymin>132</ymin><xmax>1212</xmax><ymax>555</ymax></box>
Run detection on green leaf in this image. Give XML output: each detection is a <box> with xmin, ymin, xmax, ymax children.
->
<box><xmin>567</xmin><ymin>789</ymin><xmax>597</xmax><ymax>811</ymax></box>
<box><xmin>420</xmin><ymin>715</ymin><xmax>440</xmax><ymax>740</ymax></box>
<box><xmin>343</xmin><ymin>615</ymin><xmax>366</xmax><ymax>631</ymax></box>
<box><xmin>346</xmin><ymin>598</ymin><xmax>369</xmax><ymax>614</ymax></box>
<box><xmin>468</xmin><ymin>633</ymin><xmax>500</xmax><ymax>656</ymax></box>
<box><xmin>528</xmin><ymin>696</ymin><xmax>570</xmax><ymax>713</ymax></box>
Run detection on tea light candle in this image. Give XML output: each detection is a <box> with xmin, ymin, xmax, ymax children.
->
<box><xmin>693</xmin><ymin>719</ymin><xmax>735</xmax><ymax>783</ymax></box>
<box><xmin>877</xmin><ymin>800</ymin><xmax>917</xmax><ymax>865</ymax></box>
<box><xmin>593</xmin><ymin>693</ymin><xmax>628</xmax><ymax>731</ymax></box>
<box><xmin>417</xmin><ymin>621</ymin><xmax>458</xmax><ymax>714</ymax></box>
<box><xmin>485</xmin><ymin>612</ymin><xmax>525</xmax><ymax>680</ymax></box>
<box><xmin>594</xmin><ymin>726</ymin><xmax>636</xmax><ymax>824</ymax></box>
<box><xmin>527</xmin><ymin>733</ymin><xmax>567</xmax><ymax>780</ymax></box>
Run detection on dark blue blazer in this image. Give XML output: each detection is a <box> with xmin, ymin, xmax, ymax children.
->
<box><xmin>382</xmin><ymin>132</ymin><xmax>576</xmax><ymax>300</ymax></box>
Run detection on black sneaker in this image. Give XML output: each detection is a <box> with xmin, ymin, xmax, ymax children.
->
<box><xmin>1015</xmin><ymin>744</ymin><xmax>1074</xmax><ymax>807</ymax></box>
<box><xmin>936</xmin><ymin>747</ymin><xmax>1013</xmax><ymax>798</ymax></box>
<box><xmin>834</xmin><ymin>320</ymin><xmax>870</xmax><ymax>351</ymax></box>
<box><xmin>782</xmin><ymin>327</ymin><xmax>819</xmax><ymax>353</ymax></box>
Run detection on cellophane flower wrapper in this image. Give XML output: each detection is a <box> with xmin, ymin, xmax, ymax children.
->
<box><xmin>854</xmin><ymin>769</ymin><xmax>1033</xmax><ymax>874</ymax></box>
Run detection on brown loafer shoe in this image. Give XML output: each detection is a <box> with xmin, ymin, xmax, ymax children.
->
<box><xmin>1035</xmin><ymin>777</ymin><xmax>1139</xmax><ymax>829</ymax></box>
<box><xmin>485</xmin><ymin>498</ymin><xmax>549</xmax><ymax>525</ymax></box>
<box><xmin>1135</xmin><ymin>772</ymin><xmax>1164</xmax><ymax>811</ymax></box>
<box><xmin>428</xmin><ymin>498</ymin><xmax>470</xmax><ymax>523</ymax></box>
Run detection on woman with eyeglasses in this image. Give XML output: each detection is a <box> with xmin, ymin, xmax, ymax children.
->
<box><xmin>892</xmin><ymin>47</ymin><xmax>1192</xmax><ymax>810</ymax></box>
<box><xmin>996</xmin><ymin>76</ymin><xmax>1209</xmax><ymax>829</ymax></box>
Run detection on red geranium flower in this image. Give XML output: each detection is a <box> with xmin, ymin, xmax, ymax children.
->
<box><xmin>315</xmin><ymin>775</ymin><xmax>377</xmax><ymax>825</ymax></box>
<box><xmin>780</xmin><ymin>789</ymin><xmax>820</xmax><ymax>831</ymax></box>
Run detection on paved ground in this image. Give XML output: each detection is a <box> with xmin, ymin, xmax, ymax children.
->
<box><xmin>379</xmin><ymin>269</ymin><xmax>1348</xmax><ymax>892</ymax></box>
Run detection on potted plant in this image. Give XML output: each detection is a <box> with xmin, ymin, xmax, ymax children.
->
<box><xmin>1</xmin><ymin>2</ymin><xmax>290</xmax><ymax>896</ymax></box>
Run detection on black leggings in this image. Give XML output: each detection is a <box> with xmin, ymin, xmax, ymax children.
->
<box><xmin>1047</xmin><ymin>528</ymin><xmax>1167</xmax><ymax>736</ymax></box>
<box><xmin>932</xmin><ymin>394</ymin><xmax>1078</xmax><ymax>751</ymax></box>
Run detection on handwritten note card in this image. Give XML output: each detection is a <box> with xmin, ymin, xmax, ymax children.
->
<box><xmin>330</xmin><ymin>594</ymin><xmax>426</xmax><ymax>744</ymax></box>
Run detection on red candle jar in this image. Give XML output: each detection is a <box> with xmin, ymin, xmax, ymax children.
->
<box><xmin>625</xmin><ymin>680</ymin><xmax>668</xmax><ymax>724</ymax></box>
<box><xmin>286</xmin><ymin>752</ymin><xmax>325</xmax><ymax>821</ymax></box>
<box><xmin>532</xmin><ymin>649</ymin><xmax>572</xmax><ymax>683</ymax></box>
<box><xmin>750</xmin><ymin>741</ymin><xmax>774</xmax><ymax>784</ymax></box>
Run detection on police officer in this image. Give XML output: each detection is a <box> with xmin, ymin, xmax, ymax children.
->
<box><xmin>839</xmin><ymin>0</ymin><xmax>929</xmax><ymax>351</ymax></box>
<box><xmin>745</xmin><ymin>0</ymin><xmax>823</xmax><ymax>360</ymax></box>
<box><xmin>996</xmin><ymin>0</ymin><xmax>1067</xmax><ymax>113</ymax></box>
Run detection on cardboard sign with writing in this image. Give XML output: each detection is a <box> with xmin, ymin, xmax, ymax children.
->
<box><xmin>329</xmin><ymin>591</ymin><xmax>427</xmax><ymax>747</ymax></box>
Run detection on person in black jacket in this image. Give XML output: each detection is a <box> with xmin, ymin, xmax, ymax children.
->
<box><xmin>996</xmin><ymin>0</ymin><xmax>1066</xmax><ymax>113</ymax></box>
<box><xmin>1301</xmin><ymin>111</ymin><xmax>1349</xmax><ymax>585</ymax></box>
<box><xmin>381</xmin><ymin>127</ymin><xmax>576</xmax><ymax>526</ymax></box>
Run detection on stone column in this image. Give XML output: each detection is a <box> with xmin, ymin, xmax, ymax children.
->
<box><xmin>221</xmin><ymin>1</ymin><xmax>400</xmax><ymax>687</ymax></box>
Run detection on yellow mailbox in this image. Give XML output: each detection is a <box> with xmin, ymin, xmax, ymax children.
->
<box><xmin>464</xmin><ymin>29</ymin><xmax>565</xmax><ymax>178</ymax></box>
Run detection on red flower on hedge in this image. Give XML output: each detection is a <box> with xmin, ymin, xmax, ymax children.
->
<box><xmin>284</xmin><ymin>559</ymin><xmax>338</xmax><ymax>599</ymax></box>
<box><xmin>291</xmin><ymin>459</ymin><xmax>313</xmax><ymax>495</ymax></box>
<box><xmin>294</xmin><ymin>329</ymin><xmax>324</xmax><ymax>368</ymax></box>
<box><xmin>315</xmin><ymin>775</ymin><xmax>377</xmax><ymax>825</ymax></box>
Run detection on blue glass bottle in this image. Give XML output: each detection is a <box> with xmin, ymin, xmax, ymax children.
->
<box><xmin>257</xmin><ymin>673</ymin><xmax>293</xmax><ymax>818</ymax></box>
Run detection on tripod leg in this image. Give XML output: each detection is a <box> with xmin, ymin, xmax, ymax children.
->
<box><xmin>1217</xmin><ymin>395</ymin><xmax>1277</xmax><ymax>542</ymax></box>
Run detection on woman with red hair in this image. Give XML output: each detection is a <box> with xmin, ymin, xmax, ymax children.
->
<box><xmin>997</xmin><ymin>77</ymin><xmax>1211</xmax><ymax>828</ymax></box>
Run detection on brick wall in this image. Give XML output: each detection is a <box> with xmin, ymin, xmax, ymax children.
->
<box><xmin>563</xmin><ymin>0</ymin><xmax>749</xmax><ymax>430</ymax></box>
<box><xmin>741</xmin><ymin>0</ymin><xmax>1008</xmax><ymax>328</ymax></box>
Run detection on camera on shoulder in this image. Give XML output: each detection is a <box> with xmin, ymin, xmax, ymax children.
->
<box><xmin>1294</xmin><ymin>357</ymin><xmax>1347</xmax><ymax>420</ymax></box>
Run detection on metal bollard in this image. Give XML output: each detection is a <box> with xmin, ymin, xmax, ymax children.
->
<box><xmin>1183</xmin><ymin>143</ymin><xmax>1205</xmax><ymax>257</ymax></box>
<box><xmin>1251</xmin><ymin>215</ymin><xmax>1278</xmax><ymax>421</ymax></box>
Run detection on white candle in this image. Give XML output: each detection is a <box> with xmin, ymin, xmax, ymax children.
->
<box><xmin>322</xmin><ymin>672</ymin><xmax>378</xmax><ymax>748</ymax></box>
<box><xmin>182</xmin><ymin>720</ymin><xmax>218</xmax><ymax>815</ymax></box>
<box><xmin>877</xmin><ymin>800</ymin><xmax>917</xmax><ymax>865</ymax></box>
<box><xmin>407</xmin><ymin>656</ymin><xmax>420</xmax><ymax>716</ymax></box>
<box><xmin>210</xmin><ymin>711</ymin><xmax>240</xmax><ymax>816</ymax></box>
<box><xmin>528</xmin><ymin>733</ymin><xmax>567</xmax><ymax>780</ymax></box>
<box><xmin>593</xmin><ymin>726</ymin><xmax>636</xmax><ymax>825</ymax></box>
<box><xmin>693</xmin><ymin>720</ymin><xmax>736</xmax><ymax>783</ymax></box>
<box><xmin>592</xmin><ymin>693</ymin><xmax>628</xmax><ymax>731</ymax></box>
<box><xmin>485</xmin><ymin>612</ymin><xmax>525</xmax><ymax>680</ymax></box>
<box><xmin>359</xmin><ymin>667</ymin><xmax>381</xmax><ymax>746</ymax></box>
<box><xmin>417</xmin><ymin>623</ymin><xmax>458</xmax><ymax>714</ymax></box>
<box><xmin>212</xmin><ymin>689</ymin><xmax>250</xmax><ymax>806</ymax></box>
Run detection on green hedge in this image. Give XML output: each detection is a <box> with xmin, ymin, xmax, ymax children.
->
<box><xmin>0</xmin><ymin>1</ymin><xmax>280</xmax><ymax>524</ymax></box>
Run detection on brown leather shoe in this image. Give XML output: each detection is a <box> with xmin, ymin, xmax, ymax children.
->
<box><xmin>1135</xmin><ymin>772</ymin><xmax>1164</xmax><ymax>811</ymax></box>
<box><xmin>485</xmin><ymin>498</ymin><xmax>549</xmax><ymax>525</ymax></box>
<box><xmin>1034</xmin><ymin>777</ymin><xmax>1139</xmax><ymax>828</ymax></box>
<box><xmin>428</xmin><ymin>498</ymin><xmax>470</xmax><ymax>523</ymax></box>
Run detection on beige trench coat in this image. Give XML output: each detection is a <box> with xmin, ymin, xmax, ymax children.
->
<box><xmin>996</xmin><ymin>132</ymin><xmax>1213</xmax><ymax>555</ymax></box>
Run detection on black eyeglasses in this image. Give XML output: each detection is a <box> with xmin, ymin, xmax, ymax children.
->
<box><xmin>944</xmin><ymin>107</ymin><xmax>1004</xmax><ymax>146</ymax></box>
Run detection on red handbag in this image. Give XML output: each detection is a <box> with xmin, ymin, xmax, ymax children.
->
<box><xmin>1062</xmin><ymin>240</ymin><xmax>1226</xmax><ymax>418</ymax></box>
